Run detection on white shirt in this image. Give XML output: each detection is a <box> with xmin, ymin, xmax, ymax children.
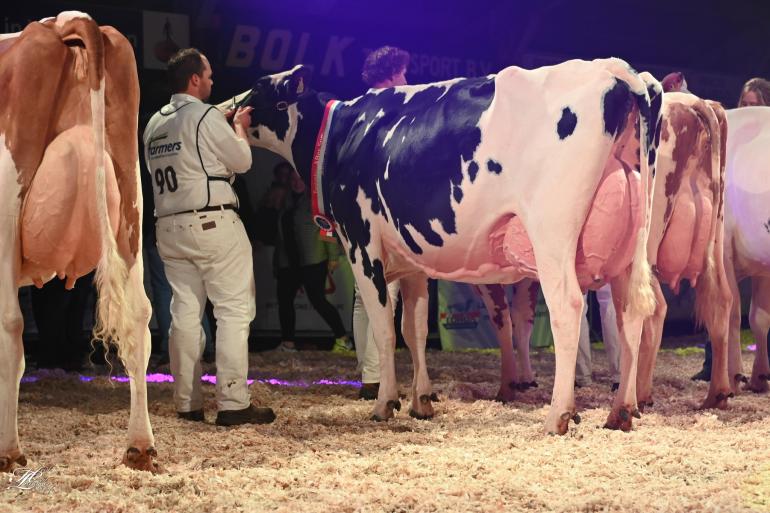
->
<box><xmin>143</xmin><ymin>93</ymin><xmax>252</xmax><ymax>217</ymax></box>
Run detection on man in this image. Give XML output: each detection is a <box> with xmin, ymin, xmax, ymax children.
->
<box><xmin>143</xmin><ymin>48</ymin><xmax>275</xmax><ymax>425</ymax></box>
<box><xmin>351</xmin><ymin>46</ymin><xmax>410</xmax><ymax>399</ymax></box>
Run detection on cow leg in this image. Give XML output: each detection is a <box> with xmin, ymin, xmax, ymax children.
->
<box><xmin>477</xmin><ymin>284</ymin><xmax>518</xmax><ymax>403</ymax></box>
<box><xmin>636</xmin><ymin>277</ymin><xmax>666</xmax><ymax>410</ymax></box>
<box><xmin>119</xmin><ymin>255</ymin><xmax>159</xmax><ymax>472</ymax></box>
<box><xmin>0</xmin><ymin>221</ymin><xmax>25</xmax><ymax>472</ymax></box>
<box><xmin>746</xmin><ymin>277</ymin><xmax>770</xmax><ymax>393</ymax></box>
<box><xmin>399</xmin><ymin>273</ymin><xmax>434</xmax><ymax>419</ymax></box>
<box><xmin>723</xmin><ymin>248</ymin><xmax>745</xmax><ymax>392</ymax></box>
<box><xmin>537</xmin><ymin>258</ymin><xmax>584</xmax><ymax>435</ymax></box>
<box><xmin>604</xmin><ymin>273</ymin><xmax>644</xmax><ymax>431</ymax></box>
<box><xmin>511</xmin><ymin>280</ymin><xmax>538</xmax><ymax>389</ymax></box>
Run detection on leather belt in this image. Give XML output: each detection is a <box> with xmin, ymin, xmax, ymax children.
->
<box><xmin>161</xmin><ymin>204</ymin><xmax>237</xmax><ymax>217</ymax></box>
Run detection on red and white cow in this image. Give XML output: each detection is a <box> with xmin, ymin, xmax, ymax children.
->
<box><xmin>475</xmin><ymin>281</ymin><xmax>539</xmax><ymax>403</ymax></box>
<box><xmin>0</xmin><ymin>12</ymin><xmax>157</xmax><ymax>472</ymax></box>
<box><xmin>230</xmin><ymin>58</ymin><xmax>662</xmax><ymax>434</ymax></box>
<box><xmin>636</xmin><ymin>92</ymin><xmax>733</xmax><ymax>409</ymax></box>
<box><xmin>721</xmin><ymin>106</ymin><xmax>770</xmax><ymax>392</ymax></box>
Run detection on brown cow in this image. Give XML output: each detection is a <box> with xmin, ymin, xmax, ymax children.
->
<box><xmin>0</xmin><ymin>12</ymin><xmax>158</xmax><ymax>472</ymax></box>
<box><xmin>636</xmin><ymin>92</ymin><xmax>733</xmax><ymax>410</ymax></box>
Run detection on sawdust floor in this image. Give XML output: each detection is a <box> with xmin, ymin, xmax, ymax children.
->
<box><xmin>4</xmin><ymin>346</ymin><xmax>770</xmax><ymax>513</ymax></box>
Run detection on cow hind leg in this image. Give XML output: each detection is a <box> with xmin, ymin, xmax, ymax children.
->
<box><xmin>118</xmin><ymin>241</ymin><xmax>158</xmax><ymax>472</ymax></box>
<box><xmin>604</xmin><ymin>272</ymin><xmax>645</xmax><ymax>431</ymax></box>
<box><xmin>746</xmin><ymin>277</ymin><xmax>770</xmax><ymax>393</ymax></box>
<box><xmin>399</xmin><ymin>273</ymin><xmax>435</xmax><ymax>419</ymax></box>
<box><xmin>636</xmin><ymin>277</ymin><xmax>666</xmax><ymax>410</ymax></box>
<box><xmin>0</xmin><ymin>224</ymin><xmax>25</xmax><ymax>472</ymax></box>
<box><xmin>477</xmin><ymin>285</ymin><xmax>518</xmax><ymax>403</ymax></box>
<box><xmin>536</xmin><ymin>257</ymin><xmax>583</xmax><ymax>435</ymax></box>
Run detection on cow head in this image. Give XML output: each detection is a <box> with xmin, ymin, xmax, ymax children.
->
<box><xmin>238</xmin><ymin>65</ymin><xmax>312</xmax><ymax>170</ymax></box>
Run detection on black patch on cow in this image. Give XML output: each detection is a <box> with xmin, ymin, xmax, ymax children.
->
<box><xmin>764</xmin><ymin>219</ymin><xmax>770</xmax><ymax>234</ymax></box>
<box><xmin>468</xmin><ymin>160</ymin><xmax>480</xmax><ymax>182</ymax></box>
<box><xmin>453</xmin><ymin>184</ymin><xmax>463</xmax><ymax>203</ymax></box>
<box><xmin>602</xmin><ymin>79</ymin><xmax>632</xmax><ymax>137</ymax></box>
<box><xmin>556</xmin><ymin>107</ymin><xmax>578</xmax><ymax>139</ymax></box>
<box><xmin>487</xmin><ymin>159</ymin><xmax>503</xmax><ymax>174</ymax></box>
<box><xmin>320</xmin><ymin>77</ymin><xmax>495</xmax><ymax>263</ymax></box>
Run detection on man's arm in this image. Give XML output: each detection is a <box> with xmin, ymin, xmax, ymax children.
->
<box><xmin>201</xmin><ymin>106</ymin><xmax>254</xmax><ymax>173</ymax></box>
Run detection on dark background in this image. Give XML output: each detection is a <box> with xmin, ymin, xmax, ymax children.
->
<box><xmin>9</xmin><ymin>0</ymin><xmax>761</xmax><ymax>343</ymax></box>
<box><xmin>7</xmin><ymin>0</ymin><xmax>770</xmax><ymax>118</ymax></box>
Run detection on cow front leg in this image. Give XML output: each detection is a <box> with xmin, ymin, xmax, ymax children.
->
<box><xmin>746</xmin><ymin>278</ymin><xmax>770</xmax><ymax>393</ymax></box>
<box><xmin>604</xmin><ymin>275</ymin><xmax>644</xmax><ymax>431</ymax></box>
<box><xmin>537</xmin><ymin>261</ymin><xmax>583</xmax><ymax>435</ymax></box>
<box><xmin>119</xmin><ymin>258</ymin><xmax>159</xmax><ymax>472</ymax></box>
<box><xmin>399</xmin><ymin>274</ymin><xmax>435</xmax><ymax>419</ymax></box>
<box><xmin>477</xmin><ymin>284</ymin><xmax>518</xmax><ymax>403</ymax></box>
<box><xmin>636</xmin><ymin>277</ymin><xmax>666</xmax><ymax>410</ymax></box>
<box><xmin>0</xmin><ymin>223</ymin><xmax>25</xmax><ymax>472</ymax></box>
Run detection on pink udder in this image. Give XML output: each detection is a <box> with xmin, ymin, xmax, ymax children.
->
<box><xmin>21</xmin><ymin>125</ymin><xmax>121</xmax><ymax>287</ymax></box>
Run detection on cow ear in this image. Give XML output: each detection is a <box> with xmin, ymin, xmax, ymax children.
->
<box><xmin>284</xmin><ymin>65</ymin><xmax>312</xmax><ymax>100</ymax></box>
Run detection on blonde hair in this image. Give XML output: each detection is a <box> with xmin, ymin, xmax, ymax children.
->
<box><xmin>738</xmin><ymin>77</ymin><xmax>770</xmax><ymax>107</ymax></box>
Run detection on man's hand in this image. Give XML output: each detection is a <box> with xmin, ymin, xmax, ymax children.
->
<box><xmin>233</xmin><ymin>106</ymin><xmax>253</xmax><ymax>130</ymax></box>
<box><xmin>328</xmin><ymin>259</ymin><xmax>339</xmax><ymax>273</ymax></box>
<box><xmin>232</xmin><ymin>106</ymin><xmax>253</xmax><ymax>141</ymax></box>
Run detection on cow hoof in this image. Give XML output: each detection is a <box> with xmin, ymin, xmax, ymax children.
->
<box><xmin>744</xmin><ymin>375</ymin><xmax>770</xmax><ymax>394</ymax></box>
<box><xmin>515</xmin><ymin>381</ymin><xmax>539</xmax><ymax>391</ymax></box>
<box><xmin>700</xmin><ymin>390</ymin><xmax>732</xmax><ymax>410</ymax></box>
<box><xmin>122</xmin><ymin>446</ymin><xmax>161</xmax><ymax>473</ymax></box>
<box><xmin>409</xmin><ymin>409</ymin><xmax>434</xmax><ymax>420</ymax></box>
<box><xmin>371</xmin><ymin>399</ymin><xmax>401</xmax><ymax>422</ymax></box>
<box><xmin>638</xmin><ymin>398</ymin><xmax>654</xmax><ymax>412</ymax></box>
<box><xmin>496</xmin><ymin>385</ymin><xmax>517</xmax><ymax>403</ymax></box>
<box><xmin>418</xmin><ymin>394</ymin><xmax>437</xmax><ymax>404</ymax></box>
<box><xmin>0</xmin><ymin>453</ymin><xmax>27</xmax><ymax>473</ymax></box>
<box><xmin>604</xmin><ymin>406</ymin><xmax>635</xmax><ymax>432</ymax></box>
<box><xmin>734</xmin><ymin>373</ymin><xmax>749</xmax><ymax>386</ymax></box>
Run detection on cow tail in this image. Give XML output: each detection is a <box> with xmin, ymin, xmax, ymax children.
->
<box><xmin>609</xmin><ymin>63</ymin><xmax>661</xmax><ymax>318</ymax></box>
<box><xmin>53</xmin><ymin>14</ymin><xmax>134</xmax><ymax>364</ymax></box>
<box><xmin>694</xmin><ymin>101</ymin><xmax>729</xmax><ymax>331</ymax></box>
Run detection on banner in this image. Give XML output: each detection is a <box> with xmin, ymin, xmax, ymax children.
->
<box><xmin>437</xmin><ymin>281</ymin><xmax>502</xmax><ymax>351</ymax></box>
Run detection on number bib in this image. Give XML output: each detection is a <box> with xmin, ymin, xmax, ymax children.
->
<box><xmin>143</xmin><ymin>98</ymin><xmax>237</xmax><ymax>217</ymax></box>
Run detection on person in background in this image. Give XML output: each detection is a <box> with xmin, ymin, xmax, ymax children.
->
<box><xmin>692</xmin><ymin>76</ymin><xmax>770</xmax><ymax>381</ymax></box>
<box><xmin>575</xmin><ymin>285</ymin><xmax>621</xmax><ymax>391</ymax></box>
<box><xmin>352</xmin><ymin>45</ymin><xmax>411</xmax><ymax>400</ymax></box>
<box><xmin>270</xmin><ymin>162</ymin><xmax>350</xmax><ymax>353</ymax></box>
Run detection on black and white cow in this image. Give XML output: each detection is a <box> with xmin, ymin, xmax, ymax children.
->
<box><xmin>225</xmin><ymin>58</ymin><xmax>662</xmax><ymax>434</ymax></box>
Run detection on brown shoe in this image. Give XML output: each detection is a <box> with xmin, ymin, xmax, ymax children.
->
<box><xmin>215</xmin><ymin>404</ymin><xmax>276</xmax><ymax>426</ymax></box>
<box><xmin>358</xmin><ymin>382</ymin><xmax>379</xmax><ymax>400</ymax></box>
<box><xmin>177</xmin><ymin>409</ymin><xmax>205</xmax><ymax>422</ymax></box>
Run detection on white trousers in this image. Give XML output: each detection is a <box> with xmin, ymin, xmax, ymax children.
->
<box><xmin>576</xmin><ymin>284</ymin><xmax>621</xmax><ymax>384</ymax></box>
<box><xmin>352</xmin><ymin>281</ymin><xmax>400</xmax><ymax>384</ymax></box>
<box><xmin>156</xmin><ymin>209</ymin><xmax>255</xmax><ymax>412</ymax></box>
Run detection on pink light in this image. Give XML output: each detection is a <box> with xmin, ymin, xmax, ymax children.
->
<box><xmin>748</xmin><ymin>344</ymin><xmax>757</xmax><ymax>352</ymax></box>
<box><xmin>24</xmin><ymin>372</ymin><xmax>361</xmax><ymax>388</ymax></box>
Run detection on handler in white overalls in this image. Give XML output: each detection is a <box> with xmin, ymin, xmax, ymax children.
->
<box><xmin>144</xmin><ymin>48</ymin><xmax>274</xmax><ymax>426</ymax></box>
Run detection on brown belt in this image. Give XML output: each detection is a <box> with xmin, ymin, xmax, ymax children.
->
<box><xmin>163</xmin><ymin>204</ymin><xmax>237</xmax><ymax>217</ymax></box>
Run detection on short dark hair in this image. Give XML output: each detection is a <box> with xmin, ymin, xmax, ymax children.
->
<box><xmin>167</xmin><ymin>48</ymin><xmax>205</xmax><ymax>93</ymax></box>
<box><xmin>361</xmin><ymin>46</ymin><xmax>410</xmax><ymax>87</ymax></box>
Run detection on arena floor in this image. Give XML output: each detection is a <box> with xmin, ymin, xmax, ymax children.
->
<box><xmin>4</xmin><ymin>343</ymin><xmax>770</xmax><ymax>513</ymax></box>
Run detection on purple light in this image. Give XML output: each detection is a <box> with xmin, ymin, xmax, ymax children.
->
<box><xmin>748</xmin><ymin>344</ymin><xmax>757</xmax><ymax>352</ymax></box>
<box><xmin>25</xmin><ymin>372</ymin><xmax>361</xmax><ymax>388</ymax></box>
